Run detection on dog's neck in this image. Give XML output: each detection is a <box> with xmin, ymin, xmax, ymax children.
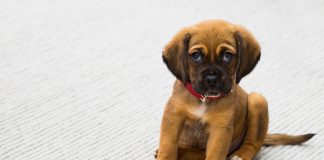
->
<box><xmin>184</xmin><ymin>83</ymin><xmax>226</xmax><ymax>103</ymax></box>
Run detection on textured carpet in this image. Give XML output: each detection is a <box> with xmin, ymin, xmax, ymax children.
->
<box><xmin>0</xmin><ymin>0</ymin><xmax>323</xmax><ymax>159</ymax></box>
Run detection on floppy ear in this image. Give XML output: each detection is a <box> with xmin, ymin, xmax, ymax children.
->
<box><xmin>234</xmin><ymin>26</ymin><xmax>261</xmax><ymax>83</ymax></box>
<box><xmin>162</xmin><ymin>28</ymin><xmax>191</xmax><ymax>84</ymax></box>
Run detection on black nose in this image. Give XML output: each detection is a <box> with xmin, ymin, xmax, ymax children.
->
<box><xmin>205</xmin><ymin>74</ymin><xmax>218</xmax><ymax>86</ymax></box>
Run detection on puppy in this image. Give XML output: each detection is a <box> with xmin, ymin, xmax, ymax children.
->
<box><xmin>156</xmin><ymin>20</ymin><xmax>315</xmax><ymax>160</ymax></box>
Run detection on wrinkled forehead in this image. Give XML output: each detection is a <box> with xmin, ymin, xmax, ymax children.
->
<box><xmin>188</xmin><ymin>27</ymin><xmax>237</xmax><ymax>57</ymax></box>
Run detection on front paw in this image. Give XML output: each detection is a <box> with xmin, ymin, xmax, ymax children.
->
<box><xmin>154</xmin><ymin>149</ymin><xmax>158</xmax><ymax>159</ymax></box>
<box><xmin>229</xmin><ymin>155</ymin><xmax>243</xmax><ymax>160</ymax></box>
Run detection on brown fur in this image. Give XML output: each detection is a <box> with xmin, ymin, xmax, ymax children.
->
<box><xmin>156</xmin><ymin>20</ymin><xmax>314</xmax><ymax>160</ymax></box>
<box><xmin>264</xmin><ymin>133</ymin><xmax>315</xmax><ymax>146</ymax></box>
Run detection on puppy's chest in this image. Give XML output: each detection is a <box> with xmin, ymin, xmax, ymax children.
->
<box><xmin>189</xmin><ymin>103</ymin><xmax>208</xmax><ymax>119</ymax></box>
<box><xmin>179</xmin><ymin>119</ymin><xmax>208</xmax><ymax>149</ymax></box>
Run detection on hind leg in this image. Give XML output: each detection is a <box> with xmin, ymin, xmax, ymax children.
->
<box><xmin>155</xmin><ymin>147</ymin><xmax>205</xmax><ymax>160</ymax></box>
<box><xmin>230</xmin><ymin>93</ymin><xmax>269</xmax><ymax>160</ymax></box>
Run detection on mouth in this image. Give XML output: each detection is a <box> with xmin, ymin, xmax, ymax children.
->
<box><xmin>205</xmin><ymin>92</ymin><xmax>223</xmax><ymax>98</ymax></box>
<box><xmin>193</xmin><ymin>85</ymin><xmax>227</xmax><ymax>97</ymax></box>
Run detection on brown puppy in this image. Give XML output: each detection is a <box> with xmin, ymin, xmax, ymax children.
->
<box><xmin>156</xmin><ymin>20</ymin><xmax>315</xmax><ymax>160</ymax></box>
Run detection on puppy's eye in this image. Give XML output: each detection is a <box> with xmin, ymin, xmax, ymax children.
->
<box><xmin>222</xmin><ymin>52</ymin><xmax>233</xmax><ymax>63</ymax></box>
<box><xmin>191</xmin><ymin>52</ymin><xmax>203</xmax><ymax>63</ymax></box>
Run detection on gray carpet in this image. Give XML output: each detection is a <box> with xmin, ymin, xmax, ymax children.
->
<box><xmin>0</xmin><ymin>0</ymin><xmax>323</xmax><ymax>159</ymax></box>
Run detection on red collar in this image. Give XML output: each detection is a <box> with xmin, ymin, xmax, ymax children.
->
<box><xmin>185</xmin><ymin>83</ymin><xmax>224</xmax><ymax>102</ymax></box>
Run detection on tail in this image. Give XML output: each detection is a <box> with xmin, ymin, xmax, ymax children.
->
<box><xmin>263</xmin><ymin>133</ymin><xmax>315</xmax><ymax>146</ymax></box>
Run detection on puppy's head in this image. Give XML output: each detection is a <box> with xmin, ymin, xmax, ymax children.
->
<box><xmin>163</xmin><ymin>20</ymin><xmax>261</xmax><ymax>96</ymax></box>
